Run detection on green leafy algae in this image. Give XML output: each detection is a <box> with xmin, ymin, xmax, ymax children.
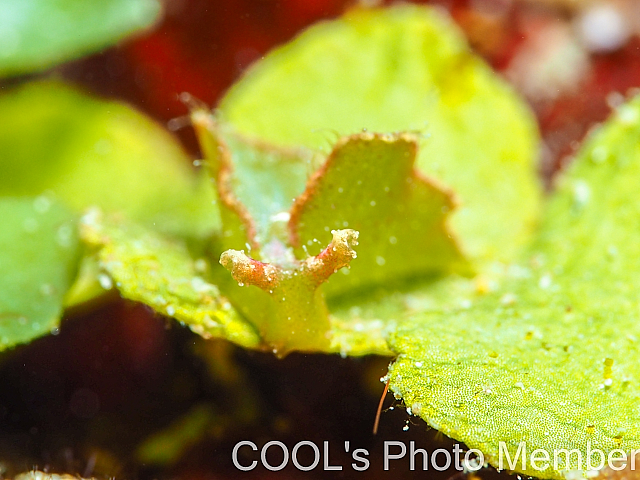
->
<box><xmin>0</xmin><ymin>81</ymin><xmax>219</xmax><ymax>312</ymax></box>
<box><xmin>190</xmin><ymin>113</ymin><xmax>464</xmax><ymax>354</ymax></box>
<box><xmin>0</xmin><ymin>81</ymin><xmax>218</xmax><ymax>240</ymax></box>
<box><xmin>220</xmin><ymin>4</ymin><xmax>541</xmax><ymax>265</ymax></box>
<box><xmin>289</xmin><ymin>131</ymin><xmax>470</xmax><ymax>295</ymax></box>
<box><xmin>388</xmin><ymin>97</ymin><xmax>640</xmax><ymax>479</ymax></box>
<box><xmin>5</xmin><ymin>5</ymin><xmax>632</xmax><ymax>477</ymax></box>
<box><xmin>0</xmin><ymin>0</ymin><xmax>161</xmax><ymax>77</ymax></box>
<box><xmin>80</xmin><ymin>212</ymin><xmax>259</xmax><ymax>349</ymax></box>
<box><xmin>0</xmin><ymin>197</ymin><xmax>80</xmax><ymax>350</ymax></box>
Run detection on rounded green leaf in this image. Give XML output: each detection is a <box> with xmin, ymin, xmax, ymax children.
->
<box><xmin>0</xmin><ymin>0</ymin><xmax>161</xmax><ymax>77</ymax></box>
<box><xmin>388</xmin><ymin>96</ymin><xmax>640</xmax><ymax>479</ymax></box>
<box><xmin>81</xmin><ymin>213</ymin><xmax>260</xmax><ymax>349</ymax></box>
<box><xmin>0</xmin><ymin>80</ymin><xmax>218</xmax><ymax>240</ymax></box>
<box><xmin>0</xmin><ymin>197</ymin><xmax>80</xmax><ymax>350</ymax></box>
<box><xmin>220</xmin><ymin>5</ymin><xmax>541</xmax><ymax>264</ymax></box>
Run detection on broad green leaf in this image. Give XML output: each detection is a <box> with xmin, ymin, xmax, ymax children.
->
<box><xmin>0</xmin><ymin>81</ymin><xmax>218</xmax><ymax>240</ymax></box>
<box><xmin>0</xmin><ymin>197</ymin><xmax>80</xmax><ymax>350</ymax></box>
<box><xmin>220</xmin><ymin>4</ymin><xmax>541</xmax><ymax>265</ymax></box>
<box><xmin>387</xmin><ymin>97</ymin><xmax>640</xmax><ymax>479</ymax></box>
<box><xmin>80</xmin><ymin>212</ymin><xmax>260</xmax><ymax>349</ymax></box>
<box><xmin>0</xmin><ymin>0</ymin><xmax>161</xmax><ymax>77</ymax></box>
<box><xmin>0</xmin><ymin>81</ymin><xmax>219</xmax><ymax>310</ymax></box>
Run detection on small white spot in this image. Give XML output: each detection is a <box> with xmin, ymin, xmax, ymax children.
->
<box><xmin>591</xmin><ymin>145</ymin><xmax>608</xmax><ymax>163</ymax></box>
<box><xmin>573</xmin><ymin>180</ymin><xmax>591</xmax><ymax>207</ymax></box>
<box><xmin>33</xmin><ymin>195</ymin><xmax>52</xmax><ymax>214</ymax></box>
<box><xmin>194</xmin><ymin>258</ymin><xmax>207</xmax><ymax>272</ymax></box>
<box><xmin>270</xmin><ymin>211</ymin><xmax>290</xmax><ymax>222</ymax></box>
<box><xmin>617</xmin><ymin>104</ymin><xmax>639</xmax><ymax>125</ymax></box>
<box><xmin>376</xmin><ymin>256</ymin><xmax>386</xmax><ymax>266</ymax></box>
<box><xmin>500</xmin><ymin>293</ymin><xmax>517</xmax><ymax>305</ymax></box>
<box><xmin>98</xmin><ymin>274</ymin><xmax>113</xmax><ymax>290</ymax></box>
<box><xmin>539</xmin><ymin>274</ymin><xmax>552</xmax><ymax>290</ymax></box>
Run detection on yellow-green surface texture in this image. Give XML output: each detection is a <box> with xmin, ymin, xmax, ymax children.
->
<box><xmin>220</xmin><ymin>4</ymin><xmax>541</xmax><ymax>265</ymax></box>
<box><xmin>80</xmin><ymin>212</ymin><xmax>259</xmax><ymax>349</ymax></box>
<box><xmin>0</xmin><ymin>81</ymin><xmax>217</xmax><ymax>240</ymax></box>
<box><xmin>0</xmin><ymin>81</ymin><xmax>219</xmax><ymax>310</ymax></box>
<box><xmin>0</xmin><ymin>197</ymin><xmax>80</xmax><ymax>350</ymax></box>
<box><xmin>0</xmin><ymin>0</ymin><xmax>161</xmax><ymax>77</ymax></box>
<box><xmin>388</xmin><ymin>98</ymin><xmax>640</xmax><ymax>479</ymax></box>
<box><xmin>190</xmin><ymin>115</ymin><xmax>466</xmax><ymax>354</ymax></box>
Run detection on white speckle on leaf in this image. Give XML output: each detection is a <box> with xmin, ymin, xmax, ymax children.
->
<box><xmin>539</xmin><ymin>274</ymin><xmax>552</xmax><ymax>290</ymax></box>
<box><xmin>194</xmin><ymin>258</ymin><xmax>207</xmax><ymax>272</ymax></box>
<box><xmin>270</xmin><ymin>211</ymin><xmax>290</xmax><ymax>222</ymax></box>
<box><xmin>33</xmin><ymin>195</ymin><xmax>52</xmax><ymax>214</ymax></box>
<box><xmin>591</xmin><ymin>145</ymin><xmax>608</xmax><ymax>163</ymax></box>
<box><xmin>617</xmin><ymin>104</ymin><xmax>639</xmax><ymax>125</ymax></box>
<box><xmin>573</xmin><ymin>179</ymin><xmax>591</xmax><ymax>207</ymax></box>
<box><xmin>98</xmin><ymin>274</ymin><xmax>113</xmax><ymax>290</ymax></box>
<box><xmin>56</xmin><ymin>224</ymin><xmax>73</xmax><ymax>248</ymax></box>
<box><xmin>500</xmin><ymin>293</ymin><xmax>517</xmax><ymax>305</ymax></box>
